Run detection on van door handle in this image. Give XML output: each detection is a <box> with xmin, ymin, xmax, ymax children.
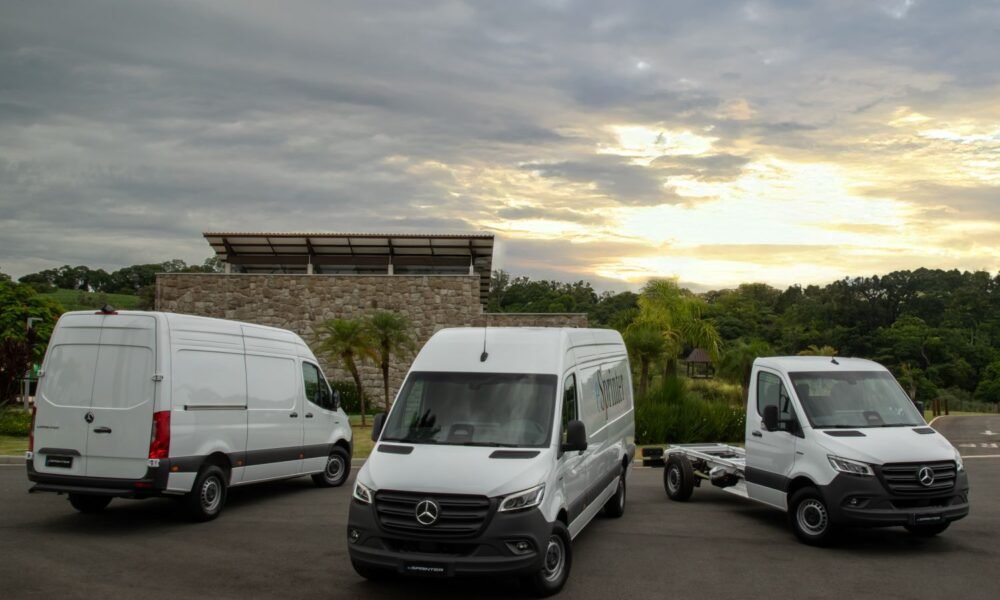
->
<box><xmin>305</xmin><ymin>413</ymin><xmax>314</xmax><ymax>419</ymax></box>
<box><xmin>290</xmin><ymin>412</ymin><xmax>299</xmax><ymax>418</ymax></box>
<box><xmin>751</xmin><ymin>431</ymin><xmax>763</xmax><ymax>438</ymax></box>
<box><xmin>93</xmin><ymin>427</ymin><xmax>112</xmax><ymax>434</ymax></box>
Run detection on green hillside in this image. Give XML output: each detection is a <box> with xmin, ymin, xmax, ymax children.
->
<box><xmin>41</xmin><ymin>288</ymin><xmax>142</xmax><ymax>312</ymax></box>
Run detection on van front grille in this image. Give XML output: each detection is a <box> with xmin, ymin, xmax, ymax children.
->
<box><xmin>879</xmin><ymin>461</ymin><xmax>956</xmax><ymax>495</ymax></box>
<box><xmin>374</xmin><ymin>490</ymin><xmax>492</xmax><ymax>538</ymax></box>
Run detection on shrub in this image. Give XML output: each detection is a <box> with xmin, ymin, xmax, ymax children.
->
<box><xmin>687</xmin><ymin>378</ymin><xmax>743</xmax><ymax>406</ymax></box>
<box><xmin>0</xmin><ymin>408</ymin><xmax>32</xmax><ymax>436</ymax></box>
<box><xmin>329</xmin><ymin>380</ymin><xmax>362</xmax><ymax>414</ymax></box>
<box><xmin>635</xmin><ymin>379</ymin><xmax>745</xmax><ymax>445</ymax></box>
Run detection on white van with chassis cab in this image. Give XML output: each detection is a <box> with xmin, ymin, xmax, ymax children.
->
<box><xmin>27</xmin><ymin>309</ymin><xmax>353</xmax><ymax>521</ymax></box>
<box><xmin>663</xmin><ymin>356</ymin><xmax>969</xmax><ymax>545</ymax></box>
<box><xmin>347</xmin><ymin>327</ymin><xmax>635</xmax><ymax>597</ymax></box>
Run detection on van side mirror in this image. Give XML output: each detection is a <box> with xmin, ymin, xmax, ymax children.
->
<box><xmin>914</xmin><ymin>400</ymin><xmax>925</xmax><ymax>416</ymax></box>
<box><xmin>561</xmin><ymin>420</ymin><xmax>587</xmax><ymax>453</ymax></box>
<box><xmin>762</xmin><ymin>405</ymin><xmax>778</xmax><ymax>431</ymax></box>
<box><xmin>371</xmin><ymin>413</ymin><xmax>385</xmax><ymax>442</ymax></box>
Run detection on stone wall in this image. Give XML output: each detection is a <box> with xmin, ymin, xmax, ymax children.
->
<box><xmin>156</xmin><ymin>273</ymin><xmax>587</xmax><ymax>410</ymax></box>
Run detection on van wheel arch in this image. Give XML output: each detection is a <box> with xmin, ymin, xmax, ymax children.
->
<box><xmin>203</xmin><ymin>452</ymin><xmax>232</xmax><ymax>479</ymax></box>
<box><xmin>786</xmin><ymin>476</ymin><xmax>818</xmax><ymax>501</ymax></box>
<box><xmin>556</xmin><ymin>509</ymin><xmax>568</xmax><ymax>527</ymax></box>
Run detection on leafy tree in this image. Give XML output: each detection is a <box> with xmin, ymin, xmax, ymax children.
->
<box><xmin>365</xmin><ymin>311</ymin><xmax>416</xmax><ymax>411</ymax></box>
<box><xmin>0</xmin><ymin>279</ymin><xmax>64</xmax><ymax>405</ymax></box>
<box><xmin>974</xmin><ymin>361</ymin><xmax>1000</xmax><ymax>404</ymax></box>
<box><xmin>798</xmin><ymin>345</ymin><xmax>838</xmax><ymax>356</ymax></box>
<box><xmin>316</xmin><ymin>319</ymin><xmax>375</xmax><ymax>425</ymax></box>
<box><xmin>718</xmin><ymin>339</ymin><xmax>773</xmax><ymax>402</ymax></box>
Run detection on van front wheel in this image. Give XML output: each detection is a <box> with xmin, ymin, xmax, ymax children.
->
<box><xmin>185</xmin><ymin>465</ymin><xmax>228</xmax><ymax>522</ymax></box>
<box><xmin>789</xmin><ymin>487</ymin><xmax>837</xmax><ymax>546</ymax></box>
<box><xmin>68</xmin><ymin>494</ymin><xmax>111</xmax><ymax>514</ymax></box>
<box><xmin>313</xmin><ymin>447</ymin><xmax>351</xmax><ymax>488</ymax></box>
<box><xmin>522</xmin><ymin>522</ymin><xmax>571</xmax><ymax>597</ymax></box>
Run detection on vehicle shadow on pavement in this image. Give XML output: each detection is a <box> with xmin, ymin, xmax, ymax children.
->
<box><xmin>28</xmin><ymin>477</ymin><xmax>333</xmax><ymax>533</ymax></box>
<box><xmin>340</xmin><ymin>575</ymin><xmax>526</xmax><ymax>599</ymax></box>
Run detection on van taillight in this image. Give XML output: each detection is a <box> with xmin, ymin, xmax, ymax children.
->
<box><xmin>28</xmin><ymin>406</ymin><xmax>37</xmax><ymax>452</ymax></box>
<box><xmin>149</xmin><ymin>411</ymin><xmax>170</xmax><ymax>459</ymax></box>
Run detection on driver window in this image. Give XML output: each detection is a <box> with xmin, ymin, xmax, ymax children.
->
<box><xmin>302</xmin><ymin>362</ymin><xmax>329</xmax><ymax>409</ymax></box>
<box><xmin>561</xmin><ymin>373</ymin><xmax>577</xmax><ymax>444</ymax></box>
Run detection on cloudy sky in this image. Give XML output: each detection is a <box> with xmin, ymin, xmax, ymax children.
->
<box><xmin>2</xmin><ymin>0</ymin><xmax>998</xmax><ymax>291</ymax></box>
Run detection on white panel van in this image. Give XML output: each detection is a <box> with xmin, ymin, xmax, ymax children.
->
<box><xmin>347</xmin><ymin>327</ymin><xmax>635</xmax><ymax>597</ymax></box>
<box><xmin>27</xmin><ymin>309</ymin><xmax>353</xmax><ymax>521</ymax></box>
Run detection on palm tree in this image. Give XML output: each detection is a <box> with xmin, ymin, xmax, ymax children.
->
<box><xmin>623</xmin><ymin>319</ymin><xmax>667</xmax><ymax>398</ymax></box>
<box><xmin>637</xmin><ymin>279</ymin><xmax>722</xmax><ymax>377</ymax></box>
<box><xmin>718</xmin><ymin>339</ymin><xmax>773</xmax><ymax>403</ymax></box>
<box><xmin>366</xmin><ymin>311</ymin><xmax>416</xmax><ymax>411</ymax></box>
<box><xmin>316</xmin><ymin>318</ymin><xmax>375</xmax><ymax>425</ymax></box>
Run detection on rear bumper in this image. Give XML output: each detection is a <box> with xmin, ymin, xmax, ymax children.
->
<box><xmin>347</xmin><ymin>499</ymin><xmax>550</xmax><ymax>578</ymax></box>
<box><xmin>27</xmin><ymin>459</ymin><xmax>170</xmax><ymax>498</ymax></box>
<box><xmin>822</xmin><ymin>471</ymin><xmax>970</xmax><ymax>527</ymax></box>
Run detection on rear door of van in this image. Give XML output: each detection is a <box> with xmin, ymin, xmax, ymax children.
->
<box><xmin>33</xmin><ymin>313</ymin><xmax>156</xmax><ymax>480</ymax></box>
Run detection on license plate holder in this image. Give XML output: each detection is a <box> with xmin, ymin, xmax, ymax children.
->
<box><xmin>45</xmin><ymin>455</ymin><xmax>74</xmax><ymax>469</ymax></box>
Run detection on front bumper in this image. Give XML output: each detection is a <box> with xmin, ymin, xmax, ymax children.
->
<box><xmin>822</xmin><ymin>471</ymin><xmax>970</xmax><ymax>527</ymax></box>
<box><xmin>347</xmin><ymin>497</ymin><xmax>551</xmax><ymax>578</ymax></box>
<box><xmin>27</xmin><ymin>459</ymin><xmax>170</xmax><ymax>498</ymax></box>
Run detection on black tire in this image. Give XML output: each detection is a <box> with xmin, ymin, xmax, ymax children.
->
<box><xmin>185</xmin><ymin>465</ymin><xmax>228</xmax><ymax>522</ymax></box>
<box><xmin>68</xmin><ymin>494</ymin><xmax>111</xmax><ymax>514</ymax></box>
<box><xmin>351</xmin><ymin>559</ymin><xmax>393</xmax><ymax>581</ymax></box>
<box><xmin>522</xmin><ymin>522</ymin><xmax>572</xmax><ymax>598</ymax></box>
<box><xmin>312</xmin><ymin>446</ymin><xmax>351</xmax><ymax>488</ymax></box>
<box><xmin>664</xmin><ymin>455</ymin><xmax>695</xmax><ymax>501</ymax></box>
<box><xmin>789</xmin><ymin>487</ymin><xmax>837</xmax><ymax>546</ymax></box>
<box><xmin>602</xmin><ymin>468</ymin><xmax>627</xmax><ymax>518</ymax></box>
<box><xmin>905</xmin><ymin>522</ymin><xmax>951</xmax><ymax>537</ymax></box>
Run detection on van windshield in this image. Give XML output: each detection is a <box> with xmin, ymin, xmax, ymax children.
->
<box><xmin>788</xmin><ymin>371</ymin><xmax>925</xmax><ymax>429</ymax></box>
<box><xmin>380</xmin><ymin>372</ymin><xmax>558</xmax><ymax>448</ymax></box>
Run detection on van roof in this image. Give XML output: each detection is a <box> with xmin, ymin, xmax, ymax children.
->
<box><xmin>755</xmin><ymin>356</ymin><xmax>887</xmax><ymax>373</ymax></box>
<box><xmin>411</xmin><ymin>327</ymin><xmax>625</xmax><ymax>375</ymax></box>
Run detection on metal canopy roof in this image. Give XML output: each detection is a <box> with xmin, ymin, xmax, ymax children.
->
<box><xmin>204</xmin><ymin>232</ymin><xmax>495</xmax><ymax>303</ymax></box>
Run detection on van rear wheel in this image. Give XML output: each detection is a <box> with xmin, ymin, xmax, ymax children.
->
<box><xmin>522</xmin><ymin>522</ymin><xmax>571</xmax><ymax>597</ymax></box>
<box><xmin>664</xmin><ymin>455</ymin><xmax>694</xmax><ymax>501</ymax></box>
<box><xmin>313</xmin><ymin>447</ymin><xmax>351</xmax><ymax>488</ymax></box>
<box><xmin>185</xmin><ymin>465</ymin><xmax>228</xmax><ymax>522</ymax></box>
<box><xmin>602</xmin><ymin>470</ymin><xmax>627</xmax><ymax>518</ymax></box>
<box><xmin>68</xmin><ymin>494</ymin><xmax>111</xmax><ymax>514</ymax></box>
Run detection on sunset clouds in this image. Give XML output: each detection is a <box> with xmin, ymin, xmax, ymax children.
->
<box><xmin>1</xmin><ymin>1</ymin><xmax>998</xmax><ymax>289</ymax></box>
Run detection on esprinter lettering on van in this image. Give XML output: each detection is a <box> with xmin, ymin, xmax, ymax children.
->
<box><xmin>592</xmin><ymin>361</ymin><xmax>629</xmax><ymax>418</ymax></box>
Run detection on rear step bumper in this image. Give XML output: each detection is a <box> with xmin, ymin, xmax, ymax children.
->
<box><xmin>26</xmin><ymin>460</ymin><xmax>170</xmax><ymax>498</ymax></box>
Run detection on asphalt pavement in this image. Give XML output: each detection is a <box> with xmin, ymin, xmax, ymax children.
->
<box><xmin>1</xmin><ymin>417</ymin><xmax>997</xmax><ymax>599</ymax></box>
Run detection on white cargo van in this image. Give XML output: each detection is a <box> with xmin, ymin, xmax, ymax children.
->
<box><xmin>27</xmin><ymin>309</ymin><xmax>353</xmax><ymax>521</ymax></box>
<box><xmin>663</xmin><ymin>357</ymin><xmax>969</xmax><ymax>545</ymax></box>
<box><xmin>347</xmin><ymin>327</ymin><xmax>635</xmax><ymax>597</ymax></box>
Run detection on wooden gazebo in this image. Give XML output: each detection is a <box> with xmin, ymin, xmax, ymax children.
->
<box><xmin>684</xmin><ymin>348</ymin><xmax>715</xmax><ymax>379</ymax></box>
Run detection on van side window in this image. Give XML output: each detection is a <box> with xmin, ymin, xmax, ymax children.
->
<box><xmin>302</xmin><ymin>362</ymin><xmax>332</xmax><ymax>410</ymax></box>
<box><xmin>561</xmin><ymin>374</ymin><xmax>577</xmax><ymax>443</ymax></box>
<box><xmin>757</xmin><ymin>371</ymin><xmax>785</xmax><ymax>417</ymax></box>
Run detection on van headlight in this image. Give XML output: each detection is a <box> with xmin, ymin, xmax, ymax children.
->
<box><xmin>953</xmin><ymin>448</ymin><xmax>965</xmax><ymax>472</ymax></box>
<box><xmin>353</xmin><ymin>480</ymin><xmax>375</xmax><ymax>504</ymax></box>
<box><xmin>828</xmin><ymin>455</ymin><xmax>874</xmax><ymax>477</ymax></box>
<box><xmin>498</xmin><ymin>484</ymin><xmax>545</xmax><ymax>513</ymax></box>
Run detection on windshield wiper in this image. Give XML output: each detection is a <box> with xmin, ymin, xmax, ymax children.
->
<box><xmin>381</xmin><ymin>437</ymin><xmax>437</xmax><ymax>444</ymax></box>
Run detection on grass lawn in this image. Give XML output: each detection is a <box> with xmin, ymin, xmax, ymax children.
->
<box><xmin>0</xmin><ymin>435</ymin><xmax>27</xmax><ymax>456</ymax></box>
<box><xmin>348</xmin><ymin>414</ymin><xmax>375</xmax><ymax>459</ymax></box>
<box><xmin>40</xmin><ymin>288</ymin><xmax>142</xmax><ymax>312</ymax></box>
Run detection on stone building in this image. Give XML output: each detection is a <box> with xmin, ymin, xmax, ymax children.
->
<box><xmin>155</xmin><ymin>232</ymin><xmax>587</xmax><ymax>409</ymax></box>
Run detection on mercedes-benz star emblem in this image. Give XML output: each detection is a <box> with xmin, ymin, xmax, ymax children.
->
<box><xmin>917</xmin><ymin>466</ymin><xmax>935</xmax><ymax>487</ymax></box>
<box><xmin>415</xmin><ymin>499</ymin><xmax>440</xmax><ymax>526</ymax></box>
<box><xmin>84</xmin><ymin>412</ymin><xmax>95</xmax><ymax>424</ymax></box>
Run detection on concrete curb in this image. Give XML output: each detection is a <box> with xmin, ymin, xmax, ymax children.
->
<box><xmin>0</xmin><ymin>455</ymin><xmax>26</xmax><ymax>465</ymax></box>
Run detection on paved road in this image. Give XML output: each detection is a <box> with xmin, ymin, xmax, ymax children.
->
<box><xmin>1</xmin><ymin>418</ymin><xmax>997</xmax><ymax>599</ymax></box>
<box><xmin>933</xmin><ymin>414</ymin><xmax>1000</xmax><ymax>457</ymax></box>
